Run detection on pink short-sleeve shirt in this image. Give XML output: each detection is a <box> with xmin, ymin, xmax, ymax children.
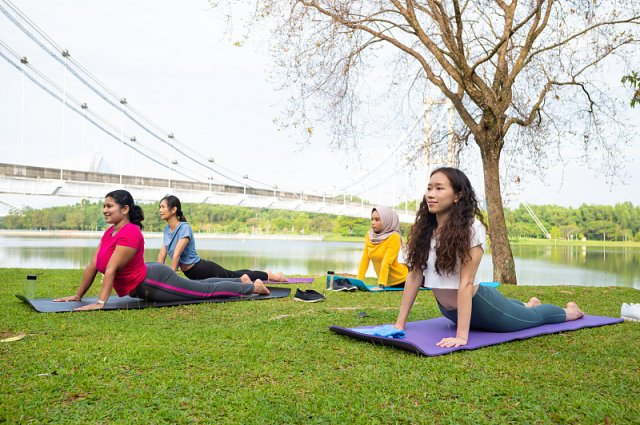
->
<box><xmin>96</xmin><ymin>223</ymin><xmax>146</xmax><ymax>296</ymax></box>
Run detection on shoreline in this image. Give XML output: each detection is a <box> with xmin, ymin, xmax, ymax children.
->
<box><xmin>1</xmin><ymin>229</ymin><xmax>637</xmax><ymax>246</ymax></box>
<box><xmin>0</xmin><ymin>229</ymin><xmax>325</xmax><ymax>241</ymax></box>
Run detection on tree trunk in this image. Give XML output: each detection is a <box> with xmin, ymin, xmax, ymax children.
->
<box><xmin>480</xmin><ymin>144</ymin><xmax>517</xmax><ymax>285</ymax></box>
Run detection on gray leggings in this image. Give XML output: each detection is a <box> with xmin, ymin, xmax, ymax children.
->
<box><xmin>129</xmin><ymin>263</ymin><xmax>254</xmax><ymax>302</ymax></box>
<box><xmin>437</xmin><ymin>285</ymin><xmax>566</xmax><ymax>332</ymax></box>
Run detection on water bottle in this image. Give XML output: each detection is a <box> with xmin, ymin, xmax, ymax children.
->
<box><xmin>25</xmin><ymin>275</ymin><xmax>37</xmax><ymax>299</ymax></box>
<box><xmin>326</xmin><ymin>271</ymin><xmax>335</xmax><ymax>291</ymax></box>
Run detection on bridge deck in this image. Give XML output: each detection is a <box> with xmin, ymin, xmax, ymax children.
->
<box><xmin>0</xmin><ymin>163</ymin><xmax>416</xmax><ymax>222</ymax></box>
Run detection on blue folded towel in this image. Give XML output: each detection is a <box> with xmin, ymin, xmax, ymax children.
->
<box><xmin>353</xmin><ymin>324</ymin><xmax>405</xmax><ymax>339</ymax></box>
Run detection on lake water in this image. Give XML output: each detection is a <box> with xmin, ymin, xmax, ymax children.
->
<box><xmin>1</xmin><ymin>235</ymin><xmax>639</xmax><ymax>289</ymax></box>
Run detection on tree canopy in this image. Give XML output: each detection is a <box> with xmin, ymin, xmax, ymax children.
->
<box><xmin>211</xmin><ymin>0</ymin><xmax>640</xmax><ymax>283</ymax></box>
<box><xmin>622</xmin><ymin>71</ymin><xmax>640</xmax><ymax>108</ymax></box>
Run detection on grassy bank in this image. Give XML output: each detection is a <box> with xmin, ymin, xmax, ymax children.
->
<box><xmin>321</xmin><ymin>234</ymin><xmax>363</xmax><ymax>242</ymax></box>
<box><xmin>1</xmin><ymin>269</ymin><xmax>639</xmax><ymax>423</ymax></box>
<box><xmin>4</xmin><ymin>230</ymin><xmax>639</xmax><ymax>248</ymax></box>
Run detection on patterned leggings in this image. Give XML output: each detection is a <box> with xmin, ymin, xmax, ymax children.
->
<box><xmin>129</xmin><ymin>263</ymin><xmax>254</xmax><ymax>302</ymax></box>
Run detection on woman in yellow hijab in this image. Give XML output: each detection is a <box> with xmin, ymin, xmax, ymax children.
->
<box><xmin>357</xmin><ymin>206</ymin><xmax>408</xmax><ymax>288</ymax></box>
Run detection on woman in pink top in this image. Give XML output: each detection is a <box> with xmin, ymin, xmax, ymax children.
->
<box><xmin>54</xmin><ymin>190</ymin><xmax>269</xmax><ymax>311</ymax></box>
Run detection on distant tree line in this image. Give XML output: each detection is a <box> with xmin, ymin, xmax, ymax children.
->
<box><xmin>506</xmin><ymin>202</ymin><xmax>640</xmax><ymax>242</ymax></box>
<box><xmin>0</xmin><ymin>200</ymin><xmax>379</xmax><ymax>237</ymax></box>
<box><xmin>1</xmin><ymin>200</ymin><xmax>639</xmax><ymax>242</ymax></box>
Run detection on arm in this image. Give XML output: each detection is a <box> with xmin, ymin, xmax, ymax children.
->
<box><xmin>394</xmin><ymin>268</ymin><xmax>424</xmax><ymax>329</ymax></box>
<box><xmin>356</xmin><ymin>238</ymin><xmax>371</xmax><ymax>280</ymax></box>
<box><xmin>54</xmin><ymin>248</ymin><xmax>100</xmax><ymax>302</ymax></box>
<box><xmin>170</xmin><ymin>237</ymin><xmax>190</xmax><ymax>271</ymax></box>
<box><xmin>157</xmin><ymin>243</ymin><xmax>167</xmax><ymax>264</ymax></box>
<box><xmin>378</xmin><ymin>235</ymin><xmax>401</xmax><ymax>285</ymax></box>
<box><xmin>75</xmin><ymin>245</ymin><xmax>138</xmax><ymax>311</ymax></box>
<box><xmin>436</xmin><ymin>245</ymin><xmax>484</xmax><ymax>348</ymax></box>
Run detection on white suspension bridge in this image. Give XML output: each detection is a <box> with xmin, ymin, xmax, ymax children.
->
<box><xmin>0</xmin><ymin>0</ymin><xmax>476</xmax><ymax>225</ymax></box>
<box><xmin>0</xmin><ymin>162</ymin><xmax>420</xmax><ymax>222</ymax></box>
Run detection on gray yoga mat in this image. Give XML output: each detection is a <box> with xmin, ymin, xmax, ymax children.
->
<box><xmin>16</xmin><ymin>287</ymin><xmax>291</xmax><ymax>313</ymax></box>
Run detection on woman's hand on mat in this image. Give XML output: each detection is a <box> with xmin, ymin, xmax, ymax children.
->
<box><xmin>436</xmin><ymin>336</ymin><xmax>468</xmax><ymax>348</ymax></box>
<box><xmin>74</xmin><ymin>303</ymin><xmax>104</xmax><ymax>311</ymax></box>
<box><xmin>53</xmin><ymin>295</ymin><xmax>81</xmax><ymax>302</ymax></box>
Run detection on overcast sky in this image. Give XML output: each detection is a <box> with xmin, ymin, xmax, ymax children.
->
<box><xmin>1</xmin><ymin>0</ymin><xmax>638</xmax><ymax>208</ymax></box>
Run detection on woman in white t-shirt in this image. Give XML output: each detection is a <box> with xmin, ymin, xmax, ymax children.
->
<box><xmin>394</xmin><ymin>167</ymin><xmax>584</xmax><ymax>348</ymax></box>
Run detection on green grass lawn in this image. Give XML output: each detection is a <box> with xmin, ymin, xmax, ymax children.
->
<box><xmin>1</xmin><ymin>269</ymin><xmax>639</xmax><ymax>424</ymax></box>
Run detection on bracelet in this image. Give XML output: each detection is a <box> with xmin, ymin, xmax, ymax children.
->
<box><xmin>96</xmin><ymin>299</ymin><xmax>106</xmax><ymax>305</ymax></box>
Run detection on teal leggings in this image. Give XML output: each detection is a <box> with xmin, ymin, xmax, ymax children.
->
<box><xmin>437</xmin><ymin>285</ymin><xmax>566</xmax><ymax>332</ymax></box>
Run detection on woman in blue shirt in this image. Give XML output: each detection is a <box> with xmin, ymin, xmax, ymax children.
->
<box><xmin>158</xmin><ymin>195</ymin><xmax>287</xmax><ymax>282</ymax></box>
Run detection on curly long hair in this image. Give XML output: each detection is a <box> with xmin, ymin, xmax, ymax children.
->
<box><xmin>405</xmin><ymin>167</ymin><xmax>485</xmax><ymax>275</ymax></box>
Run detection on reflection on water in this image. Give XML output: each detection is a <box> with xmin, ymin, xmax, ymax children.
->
<box><xmin>180</xmin><ymin>239</ymin><xmax>367</xmax><ymax>277</ymax></box>
<box><xmin>1</xmin><ymin>236</ymin><xmax>639</xmax><ymax>288</ymax></box>
<box><xmin>0</xmin><ymin>237</ymin><xmax>367</xmax><ymax>278</ymax></box>
<box><xmin>510</xmin><ymin>244</ymin><xmax>640</xmax><ymax>288</ymax></box>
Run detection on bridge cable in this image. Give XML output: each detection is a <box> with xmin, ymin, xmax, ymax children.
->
<box><xmin>0</xmin><ymin>44</ymin><xmax>202</xmax><ymax>182</ymax></box>
<box><xmin>0</xmin><ymin>0</ymin><xmax>273</xmax><ymax>189</ymax></box>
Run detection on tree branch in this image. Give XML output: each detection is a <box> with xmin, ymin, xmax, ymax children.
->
<box><xmin>527</xmin><ymin>15</ymin><xmax>640</xmax><ymax>65</ymax></box>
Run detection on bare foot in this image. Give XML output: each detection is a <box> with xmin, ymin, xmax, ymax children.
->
<box><xmin>240</xmin><ymin>274</ymin><xmax>251</xmax><ymax>284</ymax></box>
<box><xmin>267</xmin><ymin>270</ymin><xmax>287</xmax><ymax>282</ymax></box>
<box><xmin>525</xmin><ymin>297</ymin><xmax>541</xmax><ymax>308</ymax></box>
<box><xmin>252</xmin><ymin>279</ymin><xmax>270</xmax><ymax>295</ymax></box>
<box><xmin>564</xmin><ymin>302</ymin><xmax>584</xmax><ymax>321</ymax></box>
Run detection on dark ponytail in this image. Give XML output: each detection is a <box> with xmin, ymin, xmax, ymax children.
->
<box><xmin>106</xmin><ymin>189</ymin><xmax>145</xmax><ymax>229</ymax></box>
<box><xmin>160</xmin><ymin>195</ymin><xmax>187</xmax><ymax>222</ymax></box>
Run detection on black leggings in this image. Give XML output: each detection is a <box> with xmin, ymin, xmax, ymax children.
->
<box><xmin>183</xmin><ymin>259</ymin><xmax>268</xmax><ymax>281</ymax></box>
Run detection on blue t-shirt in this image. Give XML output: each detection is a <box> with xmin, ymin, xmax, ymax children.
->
<box><xmin>162</xmin><ymin>222</ymin><xmax>200</xmax><ymax>266</ymax></box>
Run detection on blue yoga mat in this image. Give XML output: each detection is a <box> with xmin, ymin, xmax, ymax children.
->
<box><xmin>330</xmin><ymin>315</ymin><xmax>623</xmax><ymax>356</ymax></box>
<box><xmin>332</xmin><ymin>275</ymin><xmax>500</xmax><ymax>292</ymax></box>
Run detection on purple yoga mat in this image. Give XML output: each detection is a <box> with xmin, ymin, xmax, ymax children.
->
<box><xmin>266</xmin><ymin>277</ymin><xmax>315</xmax><ymax>284</ymax></box>
<box><xmin>330</xmin><ymin>315</ymin><xmax>623</xmax><ymax>356</ymax></box>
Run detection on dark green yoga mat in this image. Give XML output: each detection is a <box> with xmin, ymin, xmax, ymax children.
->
<box><xmin>16</xmin><ymin>287</ymin><xmax>291</xmax><ymax>313</ymax></box>
<box><xmin>335</xmin><ymin>276</ymin><xmax>500</xmax><ymax>292</ymax></box>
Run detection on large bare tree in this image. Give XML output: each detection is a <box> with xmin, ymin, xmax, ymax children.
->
<box><xmin>211</xmin><ymin>1</ymin><xmax>639</xmax><ymax>284</ymax></box>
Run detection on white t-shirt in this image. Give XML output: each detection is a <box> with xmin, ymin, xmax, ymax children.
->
<box><xmin>422</xmin><ymin>219</ymin><xmax>486</xmax><ymax>289</ymax></box>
